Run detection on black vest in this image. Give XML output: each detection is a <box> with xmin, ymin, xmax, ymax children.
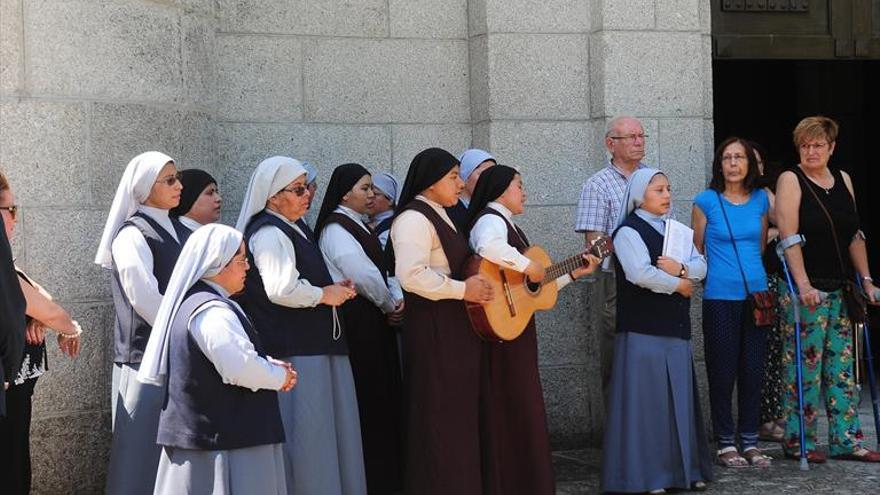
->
<box><xmin>157</xmin><ymin>282</ymin><xmax>285</xmax><ymax>450</ymax></box>
<box><xmin>111</xmin><ymin>212</ymin><xmax>190</xmax><ymax>364</ymax></box>
<box><xmin>374</xmin><ymin>215</ymin><xmax>394</xmax><ymax>242</ymax></box>
<box><xmin>613</xmin><ymin>213</ymin><xmax>691</xmax><ymax>340</ymax></box>
<box><xmin>325</xmin><ymin>212</ymin><xmax>389</xmax><ymax>283</ymax></box>
<box><xmin>238</xmin><ymin>211</ymin><xmax>346</xmax><ymax>357</ymax></box>
<box><xmin>445</xmin><ymin>199</ymin><xmax>469</xmax><ymax>233</ymax></box>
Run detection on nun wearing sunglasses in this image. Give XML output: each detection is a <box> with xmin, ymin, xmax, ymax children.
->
<box><xmin>94</xmin><ymin>152</ymin><xmax>191</xmax><ymax>495</ymax></box>
<box><xmin>234</xmin><ymin>156</ymin><xmax>367</xmax><ymax>495</ymax></box>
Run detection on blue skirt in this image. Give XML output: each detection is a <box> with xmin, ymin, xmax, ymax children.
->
<box><xmin>106</xmin><ymin>363</ymin><xmax>164</xmax><ymax>495</ymax></box>
<box><xmin>277</xmin><ymin>354</ymin><xmax>367</xmax><ymax>495</ymax></box>
<box><xmin>600</xmin><ymin>332</ymin><xmax>713</xmax><ymax>493</ymax></box>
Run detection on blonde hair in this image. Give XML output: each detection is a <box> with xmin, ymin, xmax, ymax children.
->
<box><xmin>792</xmin><ymin>116</ymin><xmax>838</xmax><ymax>147</ymax></box>
<box><xmin>0</xmin><ymin>171</ymin><xmax>9</xmax><ymax>194</ymax></box>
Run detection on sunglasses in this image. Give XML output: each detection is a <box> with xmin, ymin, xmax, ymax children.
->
<box><xmin>280</xmin><ymin>185</ymin><xmax>308</xmax><ymax>197</ymax></box>
<box><xmin>155</xmin><ymin>172</ymin><xmax>182</xmax><ymax>187</ymax></box>
<box><xmin>0</xmin><ymin>205</ymin><xmax>18</xmax><ymax>219</ymax></box>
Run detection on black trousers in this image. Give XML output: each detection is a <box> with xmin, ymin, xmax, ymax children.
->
<box><xmin>0</xmin><ymin>377</ymin><xmax>37</xmax><ymax>495</ymax></box>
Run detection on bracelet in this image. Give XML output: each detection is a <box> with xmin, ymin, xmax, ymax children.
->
<box><xmin>863</xmin><ymin>275</ymin><xmax>874</xmax><ymax>283</ymax></box>
<box><xmin>59</xmin><ymin>320</ymin><xmax>82</xmax><ymax>339</ymax></box>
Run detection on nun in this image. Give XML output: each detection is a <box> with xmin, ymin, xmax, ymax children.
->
<box><xmin>94</xmin><ymin>151</ymin><xmax>190</xmax><ymax>495</ymax></box>
<box><xmin>601</xmin><ymin>169</ymin><xmax>713</xmax><ymax>494</ymax></box>
<box><xmin>136</xmin><ymin>224</ymin><xmax>296</xmax><ymax>495</ymax></box>
<box><xmin>234</xmin><ymin>156</ymin><xmax>367</xmax><ymax>495</ymax></box>
<box><xmin>445</xmin><ymin>148</ymin><xmax>496</xmax><ymax>229</ymax></box>
<box><xmin>390</xmin><ymin>148</ymin><xmax>494</xmax><ymax>494</ymax></box>
<box><xmin>368</xmin><ymin>171</ymin><xmax>400</xmax><ymax>249</ymax></box>
<box><xmin>315</xmin><ymin>163</ymin><xmax>405</xmax><ymax>494</ymax></box>
<box><xmin>466</xmin><ymin>165</ymin><xmax>600</xmax><ymax>495</ymax></box>
<box><xmin>169</xmin><ymin>169</ymin><xmax>222</xmax><ymax>231</ymax></box>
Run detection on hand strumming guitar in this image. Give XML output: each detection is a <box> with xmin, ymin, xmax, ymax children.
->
<box><xmin>524</xmin><ymin>261</ymin><xmax>546</xmax><ymax>283</ymax></box>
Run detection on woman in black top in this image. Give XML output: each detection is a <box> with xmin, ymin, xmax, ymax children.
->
<box><xmin>0</xmin><ymin>172</ymin><xmax>84</xmax><ymax>494</ymax></box>
<box><xmin>776</xmin><ymin>116</ymin><xmax>880</xmax><ymax>463</ymax></box>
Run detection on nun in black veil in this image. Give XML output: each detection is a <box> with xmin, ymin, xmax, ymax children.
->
<box><xmin>315</xmin><ymin>163</ymin><xmax>404</xmax><ymax>494</ymax></box>
<box><xmin>390</xmin><ymin>148</ymin><xmax>494</xmax><ymax>495</ymax></box>
<box><xmin>466</xmin><ymin>166</ymin><xmax>599</xmax><ymax>495</ymax></box>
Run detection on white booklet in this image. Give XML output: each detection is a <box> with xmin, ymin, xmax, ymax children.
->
<box><xmin>662</xmin><ymin>219</ymin><xmax>694</xmax><ymax>263</ymax></box>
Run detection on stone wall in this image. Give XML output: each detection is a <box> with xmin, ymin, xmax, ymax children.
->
<box><xmin>0</xmin><ymin>0</ymin><xmax>713</xmax><ymax>491</ymax></box>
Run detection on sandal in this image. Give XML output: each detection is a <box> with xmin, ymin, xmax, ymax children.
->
<box><xmin>758</xmin><ymin>420</ymin><xmax>785</xmax><ymax>442</ymax></box>
<box><xmin>715</xmin><ymin>446</ymin><xmax>748</xmax><ymax>468</ymax></box>
<box><xmin>742</xmin><ymin>447</ymin><xmax>773</xmax><ymax>467</ymax></box>
<box><xmin>783</xmin><ymin>449</ymin><xmax>827</xmax><ymax>464</ymax></box>
<box><xmin>831</xmin><ymin>447</ymin><xmax>880</xmax><ymax>462</ymax></box>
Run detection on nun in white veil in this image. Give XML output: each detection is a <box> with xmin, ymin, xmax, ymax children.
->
<box><xmin>600</xmin><ymin>169</ymin><xmax>712</xmax><ymax>494</ymax></box>
<box><xmin>234</xmin><ymin>157</ymin><xmax>367</xmax><ymax>495</ymax></box>
<box><xmin>95</xmin><ymin>151</ymin><xmax>189</xmax><ymax>495</ymax></box>
<box><xmin>138</xmin><ymin>224</ymin><xmax>296</xmax><ymax>495</ymax></box>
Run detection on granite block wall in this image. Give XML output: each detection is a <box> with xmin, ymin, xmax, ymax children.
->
<box><xmin>0</xmin><ymin>0</ymin><xmax>713</xmax><ymax>490</ymax></box>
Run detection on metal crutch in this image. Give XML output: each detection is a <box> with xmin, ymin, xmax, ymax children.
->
<box><xmin>777</xmin><ymin>237</ymin><xmax>810</xmax><ymax>471</ymax></box>
<box><xmin>855</xmin><ymin>276</ymin><xmax>880</xmax><ymax>450</ymax></box>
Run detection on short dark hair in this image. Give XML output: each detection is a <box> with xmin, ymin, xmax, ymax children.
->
<box><xmin>709</xmin><ymin>137</ymin><xmax>759</xmax><ymax>193</ymax></box>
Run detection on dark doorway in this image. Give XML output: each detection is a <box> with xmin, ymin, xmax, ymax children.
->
<box><xmin>712</xmin><ymin>59</ymin><xmax>880</xmax><ymax>363</ymax></box>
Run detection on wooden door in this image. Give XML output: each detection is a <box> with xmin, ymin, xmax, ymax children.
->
<box><xmin>712</xmin><ymin>0</ymin><xmax>880</xmax><ymax>59</ymax></box>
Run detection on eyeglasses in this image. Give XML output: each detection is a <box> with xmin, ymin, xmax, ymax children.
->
<box><xmin>280</xmin><ymin>186</ymin><xmax>308</xmax><ymax>197</ymax></box>
<box><xmin>155</xmin><ymin>173</ymin><xmax>182</xmax><ymax>187</ymax></box>
<box><xmin>0</xmin><ymin>205</ymin><xmax>18</xmax><ymax>219</ymax></box>
<box><xmin>799</xmin><ymin>142</ymin><xmax>829</xmax><ymax>152</ymax></box>
<box><xmin>721</xmin><ymin>154</ymin><xmax>747</xmax><ymax>163</ymax></box>
<box><xmin>609</xmin><ymin>134</ymin><xmax>648</xmax><ymax>142</ymax></box>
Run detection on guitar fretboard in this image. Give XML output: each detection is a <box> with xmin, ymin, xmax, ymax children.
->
<box><xmin>544</xmin><ymin>254</ymin><xmax>586</xmax><ymax>285</ymax></box>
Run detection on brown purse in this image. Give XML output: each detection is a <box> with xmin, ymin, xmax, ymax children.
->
<box><xmin>715</xmin><ymin>192</ymin><xmax>777</xmax><ymax>327</ymax></box>
<box><xmin>793</xmin><ymin>168</ymin><xmax>866</xmax><ymax>323</ymax></box>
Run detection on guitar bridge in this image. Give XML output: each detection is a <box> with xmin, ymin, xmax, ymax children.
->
<box><xmin>499</xmin><ymin>270</ymin><xmax>516</xmax><ymax>317</ymax></box>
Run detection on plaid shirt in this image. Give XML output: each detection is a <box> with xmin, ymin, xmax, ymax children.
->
<box><xmin>574</xmin><ymin>160</ymin><xmax>647</xmax><ymax>234</ymax></box>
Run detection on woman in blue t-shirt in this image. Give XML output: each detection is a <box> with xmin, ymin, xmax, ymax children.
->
<box><xmin>692</xmin><ymin>137</ymin><xmax>770</xmax><ymax>468</ymax></box>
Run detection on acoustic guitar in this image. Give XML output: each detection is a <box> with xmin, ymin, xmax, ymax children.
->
<box><xmin>464</xmin><ymin>236</ymin><xmax>613</xmax><ymax>342</ymax></box>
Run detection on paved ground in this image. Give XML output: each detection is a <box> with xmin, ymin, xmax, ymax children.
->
<box><xmin>554</xmin><ymin>389</ymin><xmax>880</xmax><ymax>494</ymax></box>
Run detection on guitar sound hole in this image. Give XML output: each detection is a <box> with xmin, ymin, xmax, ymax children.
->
<box><xmin>525</xmin><ymin>280</ymin><xmax>541</xmax><ymax>294</ymax></box>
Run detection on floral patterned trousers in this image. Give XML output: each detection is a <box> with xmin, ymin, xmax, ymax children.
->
<box><xmin>779</xmin><ymin>283</ymin><xmax>865</xmax><ymax>455</ymax></box>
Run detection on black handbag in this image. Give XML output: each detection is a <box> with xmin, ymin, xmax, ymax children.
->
<box><xmin>715</xmin><ymin>192</ymin><xmax>777</xmax><ymax>327</ymax></box>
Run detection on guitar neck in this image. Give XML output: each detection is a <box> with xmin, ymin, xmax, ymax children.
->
<box><xmin>544</xmin><ymin>254</ymin><xmax>586</xmax><ymax>284</ymax></box>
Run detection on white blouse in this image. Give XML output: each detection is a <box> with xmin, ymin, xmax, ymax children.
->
<box><xmin>469</xmin><ymin>202</ymin><xmax>572</xmax><ymax>290</ymax></box>
<box><xmin>390</xmin><ymin>196</ymin><xmax>466</xmax><ymax>301</ymax></box>
<box><xmin>248</xmin><ymin>209</ymin><xmax>324</xmax><ymax>308</ymax></box>
<box><xmin>111</xmin><ymin>205</ymin><xmax>180</xmax><ymax>325</ymax></box>
<box><xmin>319</xmin><ymin>206</ymin><xmax>401</xmax><ymax>314</ymax></box>
<box><xmin>189</xmin><ymin>281</ymin><xmax>287</xmax><ymax>392</ymax></box>
<box><xmin>178</xmin><ymin>215</ymin><xmax>202</xmax><ymax>232</ymax></box>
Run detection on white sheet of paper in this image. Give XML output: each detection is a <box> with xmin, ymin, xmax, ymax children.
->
<box><xmin>662</xmin><ymin>219</ymin><xmax>694</xmax><ymax>263</ymax></box>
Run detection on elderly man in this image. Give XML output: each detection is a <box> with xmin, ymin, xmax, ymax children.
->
<box><xmin>574</xmin><ymin>116</ymin><xmax>648</xmax><ymax>402</ymax></box>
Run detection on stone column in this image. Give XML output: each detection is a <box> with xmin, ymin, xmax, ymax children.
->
<box><xmin>468</xmin><ymin>0</ymin><xmax>600</xmax><ymax>447</ymax></box>
<box><xmin>467</xmin><ymin>0</ymin><xmax>714</xmax><ymax>447</ymax></box>
<box><xmin>0</xmin><ymin>0</ymin><xmax>216</xmax><ymax>491</ymax></box>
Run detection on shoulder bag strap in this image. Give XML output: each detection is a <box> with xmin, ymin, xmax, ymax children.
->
<box><xmin>791</xmin><ymin>167</ymin><xmax>851</xmax><ymax>278</ymax></box>
<box><xmin>714</xmin><ymin>191</ymin><xmax>751</xmax><ymax>295</ymax></box>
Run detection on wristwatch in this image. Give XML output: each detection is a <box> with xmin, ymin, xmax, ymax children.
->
<box><xmin>678</xmin><ymin>263</ymin><xmax>687</xmax><ymax>278</ymax></box>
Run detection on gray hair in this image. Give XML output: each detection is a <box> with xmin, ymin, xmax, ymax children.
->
<box><xmin>605</xmin><ymin>115</ymin><xmax>640</xmax><ymax>138</ymax></box>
